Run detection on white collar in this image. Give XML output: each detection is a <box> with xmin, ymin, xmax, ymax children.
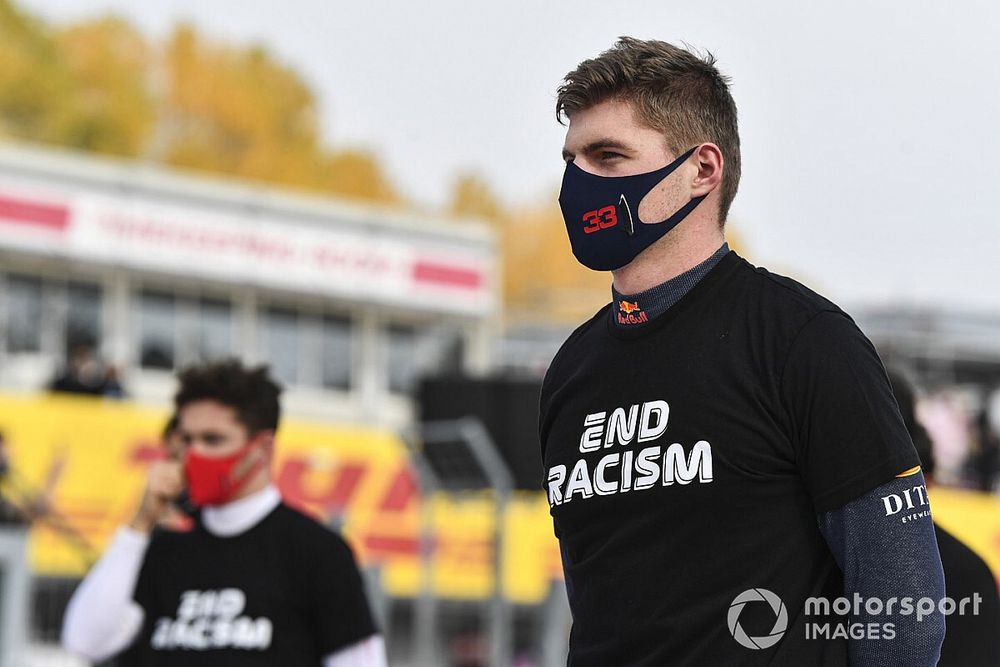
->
<box><xmin>202</xmin><ymin>485</ymin><xmax>281</xmax><ymax>537</ymax></box>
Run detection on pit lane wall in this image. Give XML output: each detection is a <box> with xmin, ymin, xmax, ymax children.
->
<box><xmin>1</xmin><ymin>393</ymin><xmax>996</xmax><ymax>603</ymax></box>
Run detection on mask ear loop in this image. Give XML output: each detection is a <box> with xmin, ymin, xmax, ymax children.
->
<box><xmin>624</xmin><ymin>145</ymin><xmax>702</xmax><ymax>235</ymax></box>
<box><xmin>225</xmin><ymin>436</ymin><xmax>270</xmax><ymax>496</ymax></box>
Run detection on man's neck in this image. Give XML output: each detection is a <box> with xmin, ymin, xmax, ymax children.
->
<box><xmin>612</xmin><ymin>224</ymin><xmax>726</xmax><ymax>295</ymax></box>
<box><xmin>202</xmin><ymin>484</ymin><xmax>281</xmax><ymax>537</ymax></box>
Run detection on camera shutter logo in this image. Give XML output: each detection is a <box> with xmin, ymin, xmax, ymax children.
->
<box><xmin>728</xmin><ymin>588</ymin><xmax>788</xmax><ymax>649</ymax></box>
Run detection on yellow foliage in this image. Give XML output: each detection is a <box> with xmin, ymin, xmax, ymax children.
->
<box><xmin>1</xmin><ymin>0</ymin><xmax>745</xmax><ymax>325</ymax></box>
<box><xmin>0</xmin><ymin>0</ymin><xmax>72</xmax><ymax>142</ymax></box>
<box><xmin>55</xmin><ymin>17</ymin><xmax>155</xmax><ymax>156</ymax></box>
<box><xmin>161</xmin><ymin>24</ymin><xmax>323</xmax><ymax>186</ymax></box>
<box><xmin>324</xmin><ymin>149</ymin><xmax>399</xmax><ymax>204</ymax></box>
<box><xmin>449</xmin><ymin>171</ymin><xmax>503</xmax><ymax>223</ymax></box>
<box><xmin>0</xmin><ymin>7</ymin><xmax>398</xmax><ymax>207</ymax></box>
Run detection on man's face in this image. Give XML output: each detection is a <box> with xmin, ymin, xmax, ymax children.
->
<box><xmin>177</xmin><ymin>400</ymin><xmax>254</xmax><ymax>459</ymax></box>
<box><xmin>162</xmin><ymin>427</ymin><xmax>185</xmax><ymax>462</ymax></box>
<box><xmin>561</xmin><ymin>98</ymin><xmax>693</xmax><ymax>225</ymax></box>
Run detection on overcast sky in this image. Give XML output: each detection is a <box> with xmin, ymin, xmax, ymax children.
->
<box><xmin>17</xmin><ymin>0</ymin><xmax>1000</xmax><ymax>313</ymax></box>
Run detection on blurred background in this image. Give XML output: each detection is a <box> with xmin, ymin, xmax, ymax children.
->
<box><xmin>0</xmin><ymin>0</ymin><xmax>998</xmax><ymax>665</ymax></box>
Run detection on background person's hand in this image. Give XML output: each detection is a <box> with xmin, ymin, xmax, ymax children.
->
<box><xmin>128</xmin><ymin>459</ymin><xmax>184</xmax><ymax>534</ymax></box>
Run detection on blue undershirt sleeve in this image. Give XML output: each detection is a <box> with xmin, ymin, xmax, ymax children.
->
<box><xmin>817</xmin><ymin>471</ymin><xmax>945</xmax><ymax>667</ymax></box>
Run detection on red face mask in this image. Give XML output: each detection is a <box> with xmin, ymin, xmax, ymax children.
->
<box><xmin>183</xmin><ymin>441</ymin><xmax>266</xmax><ymax>507</ymax></box>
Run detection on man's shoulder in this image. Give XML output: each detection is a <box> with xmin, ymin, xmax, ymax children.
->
<box><xmin>737</xmin><ymin>257</ymin><xmax>842</xmax><ymax>315</ymax></box>
<box><xmin>731</xmin><ymin>256</ymin><xmax>850</xmax><ymax>338</ymax></box>
<box><xmin>269</xmin><ymin>502</ymin><xmax>354</xmax><ymax>549</ymax></box>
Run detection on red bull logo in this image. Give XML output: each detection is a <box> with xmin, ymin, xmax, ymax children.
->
<box><xmin>618</xmin><ymin>300</ymin><xmax>648</xmax><ymax>325</ymax></box>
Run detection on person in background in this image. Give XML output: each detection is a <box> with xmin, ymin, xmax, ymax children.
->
<box><xmin>887</xmin><ymin>370</ymin><xmax>1000</xmax><ymax>667</ymax></box>
<box><xmin>0</xmin><ymin>429</ymin><xmax>62</xmax><ymax>526</ymax></box>
<box><xmin>62</xmin><ymin>360</ymin><xmax>386</xmax><ymax>666</ymax></box>
<box><xmin>49</xmin><ymin>343</ymin><xmax>126</xmax><ymax>398</ymax></box>
<box><xmin>971</xmin><ymin>407</ymin><xmax>999</xmax><ymax>493</ymax></box>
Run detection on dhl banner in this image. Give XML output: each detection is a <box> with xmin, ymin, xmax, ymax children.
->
<box><xmin>927</xmin><ymin>487</ymin><xmax>1000</xmax><ymax>582</ymax></box>
<box><xmin>0</xmin><ymin>393</ymin><xmax>563</xmax><ymax>605</ymax></box>
<box><xmin>2</xmin><ymin>393</ymin><xmax>997</xmax><ymax>604</ymax></box>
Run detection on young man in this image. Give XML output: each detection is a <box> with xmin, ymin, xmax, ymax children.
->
<box><xmin>541</xmin><ymin>37</ymin><xmax>946</xmax><ymax>665</ymax></box>
<box><xmin>62</xmin><ymin>361</ymin><xmax>385</xmax><ymax>666</ymax></box>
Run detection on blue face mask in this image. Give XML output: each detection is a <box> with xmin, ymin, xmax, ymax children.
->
<box><xmin>558</xmin><ymin>146</ymin><xmax>706</xmax><ymax>271</ymax></box>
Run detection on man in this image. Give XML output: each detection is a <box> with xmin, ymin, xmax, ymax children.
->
<box><xmin>887</xmin><ymin>370</ymin><xmax>1000</xmax><ymax>666</ymax></box>
<box><xmin>540</xmin><ymin>37</ymin><xmax>946</xmax><ymax>665</ymax></box>
<box><xmin>62</xmin><ymin>360</ymin><xmax>385</xmax><ymax>666</ymax></box>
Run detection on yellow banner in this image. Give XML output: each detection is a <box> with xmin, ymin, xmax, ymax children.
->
<box><xmin>0</xmin><ymin>393</ymin><xmax>562</xmax><ymax>604</ymax></box>
<box><xmin>928</xmin><ymin>486</ymin><xmax>1000</xmax><ymax>581</ymax></box>
<box><xmin>8</xmin><ymin>393</ymin><xmax>987</xmax><ymax>605</ymax></box>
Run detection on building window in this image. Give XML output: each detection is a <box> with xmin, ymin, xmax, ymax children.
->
<box><xmin>386</xmin><ymin>324</ymin><xmax>416</xmax><ymax>394</ymax></box>
<box><xmin>386</xmin><ymin>322</ymin><xmax>465</xmax><ymax>395</ymax></box>
<box><xmin>139</xmin><ymin>290</ymin><xmax>175</xmax><ymax>369</ymax></box>
<box><xmin>321</xmin><ymin>314</ymin><xmax>352</xmax><ymax>390</ymax></box>
<box><xmin>66</xmin><ymin>282</ymin><xmax>102</xmax><ymax>355</ymax></box>
<box><xmin>198</xmin><ymin>298</ymin><xmax>233</xmax><ymax>362</ymax></box>
<box><xmin>261</xmin><ymin>306</ymin><xmax>298</xmax><ymax>386</ymax></box>
<box><xmin>5</xmin><ymin>274</ymin><xmax>43</xmax><ymax>353</ymax></box>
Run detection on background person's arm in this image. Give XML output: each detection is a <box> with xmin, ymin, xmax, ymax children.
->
<box><xmin>60</xmin><ymin>527</ymin><xmax>147</xmax><ymax>661</ymax></box>
<box><xmin>62</xmin><ymin>458</ymin><xmax>181</xmax><ymax>661</ymax></box>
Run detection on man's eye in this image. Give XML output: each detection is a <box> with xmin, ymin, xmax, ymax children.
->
<box><xmin>600</xmin><ymin>151</ymin><xmax>624</xmax><ymax>161</ymax></box>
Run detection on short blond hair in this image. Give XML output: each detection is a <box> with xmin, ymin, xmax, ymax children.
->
<box><xmin>557</xmin><ymin>37</ymin><xmax>741</xmax><ymax>223</ymax></box>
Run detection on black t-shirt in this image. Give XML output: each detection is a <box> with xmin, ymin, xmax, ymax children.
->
<box><xmin>539</xmin><ymin>251</ymin><xmax>919</xmax><ymax>666</ymax></box>
<box><xmin>118</xmin><ymin>503</ymin><xmax>376</xmax><ymax>666</ymax></box>
<box><xmin>934</xmin><ymin>523</ymin><xmax>1000</xmax><ymax>667</ymax></box>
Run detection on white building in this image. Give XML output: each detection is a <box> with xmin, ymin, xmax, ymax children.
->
<box><xmin>0</xmin><ymin>141</ymin><xmax>499</xmax><ymax>427</ymax></box>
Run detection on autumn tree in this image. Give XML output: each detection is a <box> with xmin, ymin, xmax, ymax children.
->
<box><xmin>0</xmin><ymin>5</ymin><xmax>398</xmax><ymax>206</ymax></box>
<box><xmin>160</xmin><ymin>25</ymin><xmax>320</xmax><ymax>185</ymax></box>
<box><xmin>56</xmin><ymin>16</ymin><xmax>154</xmax><ymax>156</ymax></box>
<box><xmin>324</xmin><ymin>149</ymin><xmax>398</xmax><ymax>204</ymax></box>
<box><xmin>0</xmin><ymin>0</ymin><xmax>71</xmax><ymax>144</ymax></box>
<box><xmin>449</xmin><ymin>172</ymin><xmax>504</xmax><ymax>223</ymax></box>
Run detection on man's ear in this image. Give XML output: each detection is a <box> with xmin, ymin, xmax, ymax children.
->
<box><xmin>690</xmin><ymin>143</ymin><xmax>724</xmax><ymax>198</ymax></box>
<box><xmin>249</xmin><ymin>430</ymin><xmax>276</xmax><ymax>459</ymax></box>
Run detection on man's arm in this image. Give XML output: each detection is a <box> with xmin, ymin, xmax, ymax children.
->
<box><xmin>779</xmin><ymin>311</ymin><xmax>945</xmax><ymax>663</ymax></box>
<box><xmin>304</xmin><ymin>527</ymin><xmax>383</xmax><ymax>663</ymax></box>
<box><xmin>61</xmin><ymin>527</ymin><xmax>147</xmax><ymax>660</ymax></box>
<box><xmin>818</xmin><ymin>470</ymin><xmax>945</xmax><ymax>667</ymax></box>
<box><xmin>62</xmin><ymin>459</ymin><xmax>181</xmax><ymax>660</ymax></box>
